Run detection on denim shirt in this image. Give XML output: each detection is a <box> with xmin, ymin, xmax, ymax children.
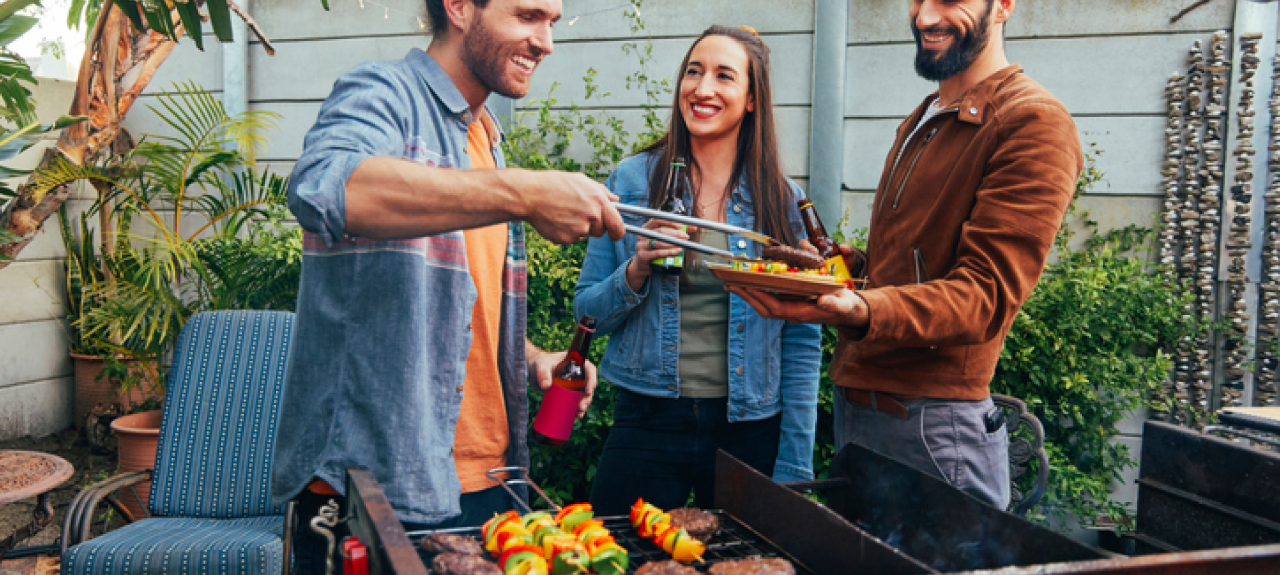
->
<box><xmin>270</xmin><ymin>49</ymin><xmax>529</xmax><ymax>524</ymax></box>
<box><xmin>574</xmin><ymin>152</ymin><xmax>822</xmax><ymax>481</ymax></box>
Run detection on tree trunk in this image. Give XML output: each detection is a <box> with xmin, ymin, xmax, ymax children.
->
<box><xmin>0</xmin><ymin>1</ymin><xmax>180</xmax><ymax>268</ymax></box>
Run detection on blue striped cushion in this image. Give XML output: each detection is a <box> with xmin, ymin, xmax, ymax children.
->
<box><xmin>61</xmin><ymin>516</ymin><xmax>284</xmax><ymax>575</ymax></box>
<box><xmin>150</xmin><ymin>311</ymin><xmax>294</xmax><ymax>518</ymax></box>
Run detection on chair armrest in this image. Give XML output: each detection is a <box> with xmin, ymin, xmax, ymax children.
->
<box><xmin>61</xmin><ymin>469</ymin><xmax>152</xmax><ymax>554</ymax></box>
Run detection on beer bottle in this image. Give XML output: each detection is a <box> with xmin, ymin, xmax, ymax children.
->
<box><xmin>650</xmin><ymin>161</ymin><xmax>690</xmax><ymax>275</ymax></box>
<box><xmin>532</xmin><ymin>316</ymin><xmax>597</xmax><ymax>448</ymax></box>
<box><xmin>797</xmin><ymin>199</ymin><xmax>852</xmax><ymax>281</ymax></box>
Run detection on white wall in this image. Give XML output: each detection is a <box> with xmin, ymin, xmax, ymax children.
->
<box><xmin>0</xmin><ymin>78</ymin><xmax>80</xmax><ymax>438</ymax></box>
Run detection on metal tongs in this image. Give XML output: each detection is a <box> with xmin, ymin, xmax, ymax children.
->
<box><xmin>614</xmin><ymin>203</ymin><xmax>776</xmax><ymax>263</ymax></box>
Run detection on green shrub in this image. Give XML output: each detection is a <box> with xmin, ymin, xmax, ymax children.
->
<box><xmin>989</xmin><ymin>154</ymin><xmax>1199</xmax><ymax>527</ymax></box>
<box><xmin>506</xmin><ymin>0</ymin><xmax>668</xmax><ymax>505</ymax></box>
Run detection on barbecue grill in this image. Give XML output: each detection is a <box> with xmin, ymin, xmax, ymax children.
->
<box><xmin>342</xmin><ymin>434</ymin><xmax>1280</xmax><ymax>575</ymax></box>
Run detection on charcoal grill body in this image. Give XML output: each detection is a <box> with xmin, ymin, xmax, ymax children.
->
<box><xmin>343</xmin><ymin>443</ymin><xmax>1280</xmax><ymax>575</ymax></box>
<box><xmin>1135</xmin><ymin>421</ymin><xmax>1280</xmax><ymax>553</ymax></box>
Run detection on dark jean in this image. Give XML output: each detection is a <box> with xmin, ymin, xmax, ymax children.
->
<box><xmin>589</xmin><ymin>388</ymin><xmax>782</xmax><ymax>516</ymax></box>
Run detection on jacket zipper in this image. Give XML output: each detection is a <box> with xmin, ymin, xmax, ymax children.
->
<box><xmin>891</xmin><ymin>127</ymin><xmax>939</xmax><ymax>211</ymax></box>
<box><xmin>913</xmin><ymin>247</ymin><xmax>930</xmax><ymax>284</ymax></box>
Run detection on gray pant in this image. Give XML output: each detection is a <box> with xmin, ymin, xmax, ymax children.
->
<box><xmin>835</xmin><ymin>392</ymin><xmax>1011</xmax><ymax>509</ymax></box>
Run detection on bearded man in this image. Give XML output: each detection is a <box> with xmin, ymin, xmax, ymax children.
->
<box><xmin>732</xmin><ymin>0</ymin><xmax>1082</xmax><ymax>509</ymax></box>
<box><xmin>269</xmin><ymin>0</ymin><xmax>624</xmax><ymax>568</ymax></box>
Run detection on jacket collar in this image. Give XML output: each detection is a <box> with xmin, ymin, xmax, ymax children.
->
<box><xmin>406</xmin><ymin>48</ymin><xmax>506</xmax><ymax>143</ymax></box>
<box><xmin>927</xmin><ymin>64</ymin><xmax>1024</xmax><ymax>125</ymax></box>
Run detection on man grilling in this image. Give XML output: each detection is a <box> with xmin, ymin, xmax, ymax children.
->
<box><xmin>269</xmin><ymin>0</ymin><xmax>624</xmax><ymax>570</ymax></box>
<box><xmin>732</xmin><ymin>0</ymin><xmax>1082</xmax><ymax>509</ymax></box>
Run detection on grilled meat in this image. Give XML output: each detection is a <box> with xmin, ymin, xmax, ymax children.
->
<box><xmin>761</xmin><ymin>245</ymin><xmax>826</xmax><ymax>270</ymax></box>
<box><xmin>418</xmin><ymin>533</ymin><xmax>485</xmax><ymax>556</ymax></box>
<box><xmin>667</xmin><ymin>508</ymin><xmax>719</xmax><ymax>542</ymax></box>
<box><xmin>430</xmin><ymin>552</ymin><xmax>501</xmax><ymax>575</ymax></box>
<box><xmin>634</xmin><ymin>559</ymin><xmax>701</xmax><ymax>575</ymax></box>
<box><xmin>707</xmin><ymin>556</ymin><xmax>796</xmax><ymax>575</ymax></box>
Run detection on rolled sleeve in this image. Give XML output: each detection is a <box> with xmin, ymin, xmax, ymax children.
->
<box><xmin>288</xmin><ymin>62</ymin><xmax>416</xmax><ymax>246</ymax></box>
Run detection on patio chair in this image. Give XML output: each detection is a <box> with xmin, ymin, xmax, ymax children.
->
<box><xmin>61</xmin><ymin>310</ymin><xmax>296</xmax><ymax>575</ymax></box>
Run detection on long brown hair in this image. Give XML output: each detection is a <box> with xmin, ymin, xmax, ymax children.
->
<box><xmin>642</xmin><ymin>25</ymin><xmax>798</xmax><ymax>246</ymax></box>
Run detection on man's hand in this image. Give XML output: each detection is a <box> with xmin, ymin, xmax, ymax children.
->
<box><xmin>728</xmin><ymin>285</ymin><xmax>870</xmax><ymax>328</ymax></box>
<box><xmin>527</xmin><ymin>345</ymin><xmax>599</xmax><ymax>419</ymax></box>
<box><xmin>519</xmin><ymin>170</ymin><xmax>625</xmax><ymax>244</ymax></box>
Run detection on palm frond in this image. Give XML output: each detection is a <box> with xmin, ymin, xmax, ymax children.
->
<box><xmin>190</xmin><ymin>169</ymin><xmax>289</xmax><ymax>239</ymax></box>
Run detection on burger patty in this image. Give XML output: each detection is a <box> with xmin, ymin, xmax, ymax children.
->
<box><xmin>430</xmin><ymin>552</ymin><xmax>501</xmax><ymax>575</ymax></box>
<box><xmin>635</xmin><ymin>559</ymin><xmax>701</xmax><ymax>575</ymax></box>
<box><xmin>760</xmin><ymin>245</ymin><xmax>826</xmax><ymax>270</ymax></box>
<box><xmin>707</xmin><ymin>556</ymin><xmax>796</xmax><ymax>575</ymax></box>
<box><xmin>417</xmin><ymin>533</ymin><xmax>485</xmax><ymax>556</ymax></box>
<box><xmin>668</xmin><ymin>507</ymin><xmax>719</xmax><ymax>542</ymax></box>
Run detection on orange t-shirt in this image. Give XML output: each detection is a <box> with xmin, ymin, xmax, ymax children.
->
<box><xmin>453</xmin><ymin>110</ymin><xmax>510</xmax><ymax>493</ymax></box>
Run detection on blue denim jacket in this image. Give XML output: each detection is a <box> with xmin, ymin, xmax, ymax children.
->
<box><xmin>270</xmin><ymin>49</ymin><xmax>528</xmax><ymax>524</ymax></box>
<box><xmin>574</xmin><ymin>152</ymin><xmax>822</xmax><ymax>481</ymax></box>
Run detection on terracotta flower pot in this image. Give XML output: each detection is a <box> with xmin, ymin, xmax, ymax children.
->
<box><xmin>111</xmin><ymin>409</ymin><xmax>163</xmax><ymax>520</ymax></box>
<box><xmin>71</xmin><ymin>353</ymin><xmax>157</xmax><ymax>429</ymax></box>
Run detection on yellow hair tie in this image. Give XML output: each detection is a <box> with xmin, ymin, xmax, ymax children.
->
<box><xmin>738</xmin><ymin>25</ymin><xmax>758</xmax><ymax>37</ymax></box>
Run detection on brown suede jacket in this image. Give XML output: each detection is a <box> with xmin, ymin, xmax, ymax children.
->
<box><xmin>831</xmin><ymin>65</ymin><xmax>1083</xmax><ymax>400</ymax></box>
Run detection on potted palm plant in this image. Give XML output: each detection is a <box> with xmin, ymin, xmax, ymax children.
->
<box><xmin>38</xmin><ymin>81</ymin><xmax>295</xmax><ymax>517</ymax></box>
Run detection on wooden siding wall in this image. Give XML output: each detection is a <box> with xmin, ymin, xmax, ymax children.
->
<box><xmin>0</xmin><ymin>79</ymin><xmax>79</xmax><ymax>438</ymax></box>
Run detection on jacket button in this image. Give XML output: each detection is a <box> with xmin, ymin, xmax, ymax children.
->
<box><xmin>737</xmin><ymin>323</ymin><xmax>745</xmax><ymax>333</ymax></box>
<box><xmin>737</xmin><ymin>240</ymin><xmax>747</xmax><ymax>249</ymax></box>
<box><xmin>456</xmin><ymin>385</ymin><xmax>465</xmax><ymax>393</ymax></box>
<box><xmin>735</xmin><ymin>366</ymin><xmax>744</xmax><ymax>376</ymax></box>
<box><xmin>461</xmin><ymin>111</ymin><xmax>471</xmax><ymax>123</ymax></box>
<box><xmin>466</xmin><ymin>322</ymin><xmax>473</xmax><ymax>330</ymax></box>
<box><xmin>738</xmin><ymin>408</ymin><xmax>746</xmax><ymax>416</ymax></box>
<box><xmin>969</xmin><ymin>107</ymin><xmax>978</xmax><ymax>116</ymax></box>
<box><xmin>733</xmin><ymin>204</ymin><xmax>742</xmax><ymax>213</ymax></box>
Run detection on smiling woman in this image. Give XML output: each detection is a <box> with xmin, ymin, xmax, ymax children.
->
<box><xmin>573</xmin><ymin>25</ymin><xmax>823</xmax><ymax>516</ymax></box>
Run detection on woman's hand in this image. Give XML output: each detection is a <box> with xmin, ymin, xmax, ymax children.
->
<box><xmin>624</xmin><ymin>219</ymin><xmax>695</xmax><ymax>291</ymax></box>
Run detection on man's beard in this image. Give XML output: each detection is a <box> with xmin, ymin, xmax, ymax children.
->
<box><xmin>912</xmin><ymin>8</ymin><xmax>992</xmax><ymax>82</ymax></box>
<box><xmin>461</xmin><ymin>14</ymin><xmax>529</xmax><ymax>99</ymax></box>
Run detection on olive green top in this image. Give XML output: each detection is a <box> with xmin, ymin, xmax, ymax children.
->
<box><xmin>678</xmin><ymin>231</ymin><xmax>730</xmax><ymax>398</ymax></box>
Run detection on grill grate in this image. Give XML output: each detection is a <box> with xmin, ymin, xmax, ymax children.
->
<box><xmin>408</xmin><ymin>511</ymin><xmax>813</xmax><ymax>574</ymax></box>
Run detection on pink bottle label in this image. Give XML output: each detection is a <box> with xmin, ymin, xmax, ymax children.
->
<box><xmin>533</xmin><ymin>384</ymin><xmax>584</xmax><ymax>441</ymax></box>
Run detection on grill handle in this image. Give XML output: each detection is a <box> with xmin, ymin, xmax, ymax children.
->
<box><xmin>486</xmin><ymin>466</ymin><xmax>560</xmax><ymax>514</ymax></box>
<box><xmin>779</xmin><ymin>478</ymin><xmax>851</xmax><ymax>493</ymax></box>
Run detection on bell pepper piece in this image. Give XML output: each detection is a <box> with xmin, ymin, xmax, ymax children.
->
<box><xmin>499</xmin><ymin>533</ymin><xmax>534</xmax><ymax>553</ymax></box>
<box><xmin>670</xmin><ymin>536</ymin><xmax>706</xmax><ymax>563</ymax></box>
<box><xmin>559</xmin><ymin>510</ymin><xmax>595</xmax><ymax>532</ymax></box>
<box><xmin>549</xmin><ymin>549</ymin><xmax>591</xmax><ymax>575</ymax></box>
<box><xmin>629</xmin><ymin>498</ymin><xmax>647</xmax><ymax>525</ymax></box>
<box><xmin>507</xmin><ymin>555</ymin><xmax>549</xmax><ymax>575</ymax></box>
<box><xmin>542</xmin><ymin>533</ymin><xmax>581</xmax><ymax>558</ymax></box>
<box><xmin>521</xmin><ymin>511</ymin><xmax>552</xmax><ymax>529</ymax></box>
<box><xmin>576</xmin><ymin>525</ymin><xmax>610</xmax><ymax>543</ymax></box>
<box><xmin>657</xmin><ymin>526</ymin><xmax>683</xmax><ymax>552</ymax></box>
<box><xmin>486</xmin><ymin>515</ymin><xmax>525</xmax><ymax>552</ymax></box>
<box><xmin>590</xmin><ymin>549</ymin><xmax>629</xmax><ymax>575</ymax></box>
<box><xmin>533</xmin><ymin>525</ymin><xmax>565</xmax><ymax>548</ymax></box>
<box><xmin>499</xmin><ymin>546</ymin><xmax>543</xmax><ymax>571</ymax></box>
<box><xmin>582</xmin><ymin>534</ymin><xmax>614</xmax><ymax>556</ymax></box>
<box><xmin>482</xmin><ymin>510</ymin><xmax>520</xmax><ymax>544</ymax></box>
<box><xmin>553</xmin><ymin>503</ymin><xmax>593</xmax><ymax>524</ymax></box>
<box><xmin>640</xmin><ymin>510</ymin><xmax>670</xmax><ymax>538</ymax></box>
